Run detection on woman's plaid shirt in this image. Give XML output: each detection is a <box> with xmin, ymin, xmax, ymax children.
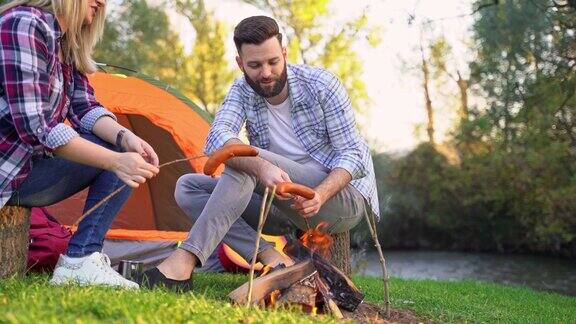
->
<box><xmin>0</xmin><ymin>6</ymin><xmax>116</xmax><ymax>207</ymax></box>
<box><xmin>205</xmin><ymin>64</ymin><xmax>380</xmax><ymax>218</ymax></box>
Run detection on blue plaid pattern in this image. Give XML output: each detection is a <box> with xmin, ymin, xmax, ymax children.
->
<box><xmin>205</xmin><ymin>64</ymin><xmax>380</xmax><ymax>218</ymax></box>
<box><xmin>0</xmin><ymin>7</ymin><xmax>115</xmax><ymax>207</ymax></box>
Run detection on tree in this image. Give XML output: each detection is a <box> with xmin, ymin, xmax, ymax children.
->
<box><xmin>242</xmin><ymin>0</ymin><xmax>381</xmax><ymax>113</ymax></box>
<box><xmin>363</xmin><ymin>0</ymin><xmax>576</xmax><ymax>258</ymax></box>
<box><xmin>170</xmin><ymin>0</ymin><xmax>236</xmax><ymax>116</ymax></box>
<box><xmin>95</xmin><ymin>0</ymin><xmax>236</xmax><ymax>116</ymax></box>
<box><xmin>429</xmin><ymin>37</ymin><xmax>469</xmax><ymax>122</ymax></box>
<box><xmin>460</xmin><ymin>0</ymin><xmax>576</xmax><ymax>255</ymax></box>
<box><xmin>419</xmin><ymin>35</ymin><xmax>436</xmax><ymax>145</ymax></box>
<box><xmin>94</xmin><ymin>0</ymin><xmax>189</xmax><ymax>90</ymax></box>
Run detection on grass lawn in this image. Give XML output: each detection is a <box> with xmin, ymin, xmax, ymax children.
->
<box><xmin>0</xmin><ymin>273</ymin><xmax>575</xmax><ymax>323</ymax></box>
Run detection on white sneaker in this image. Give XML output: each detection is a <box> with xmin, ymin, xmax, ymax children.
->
<box><xmin>49</xmin><ymin>252</ymin><xmax>139</xmax><ymax>289</ymax></box>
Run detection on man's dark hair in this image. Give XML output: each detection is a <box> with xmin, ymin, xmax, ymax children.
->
<box><xmin>233</xmin><ymin>16</ymin><xmax>282</xmax><ymax>52</ymax></box>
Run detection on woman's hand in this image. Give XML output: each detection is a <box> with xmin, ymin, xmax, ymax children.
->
<box><xmin>109</xmin><ymin>152</ymin><xmax>160</xmax><ymax>188</ymax></box>
<box><xmin>121</xmin><ymin>132</ymin><xmax>159</xmax><ymax>167</ymax></box>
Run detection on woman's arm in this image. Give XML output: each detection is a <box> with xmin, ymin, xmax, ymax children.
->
<box><xmin>91</xmin><ymin>116</ymin><xmax>159</xmax><ymax>167</ymax></box>
<box><xmin>0</xmin><ymin>13</ymin><xmax>159</xmax><ymax>187</ymax></box>
<box><xmin>67</xmin><ymin>69</ymin><xmax>159</xmax><ymax>167</ymax></box>
<box><xmin>53</xmin><ymin>136</ymin><xmax>159</xmax><ymax>188</ymax></box>
<box><xmin>0</xmin><ymin>13</ymin><xmax>78</xmax><ymax>150</ymax></box>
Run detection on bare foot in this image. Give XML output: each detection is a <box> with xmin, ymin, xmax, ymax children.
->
<box><xmin>258</xmin><ymin>247</ymin><xmax>294</xmax><ymax>267</ymax></box>
<box><xmin>156</xmin><ymin>249</ymin><xmax>197</xmax><ymax>280</ymax></box>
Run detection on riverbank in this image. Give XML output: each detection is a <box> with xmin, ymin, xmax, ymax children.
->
<box><xmin>353</xmin><ymin>250</ymin><xmax>576</xmax><ymax>296</ymax></box>
<box><xmin>1</xmin><ymin>273</ymin><xmax>575</xmax><ymax>322</ymax></box>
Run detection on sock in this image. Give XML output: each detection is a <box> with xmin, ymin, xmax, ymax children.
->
<box><xmin>62</xmin><ymin>254</ymin><xmax>89</xmax><ymax>264</ymax></box>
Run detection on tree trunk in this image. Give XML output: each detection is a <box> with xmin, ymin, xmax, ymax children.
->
<box><xmin>0</xmin><ymin>206</ymin><xmax>30</xmax><ymax>278</ymax></box>
<box><xmin>329</xmin><ymin>230</ymin><xmax>351</xmax><ymax>276</ymax></box>
<box><xmin>420</xmin><ymin>42</ymin><xmax>435</xmax><ymax>145</ymax></box>
<box><xmin>456</xmin><ymin>71</ymin><xmax>469</xmax><ymax>121</ymax></box>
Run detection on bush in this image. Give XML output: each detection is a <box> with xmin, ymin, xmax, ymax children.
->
<box><xmin>354</xmin><ymin>142</ymin><xmax>576</xmax><ymax>258</ymax></box>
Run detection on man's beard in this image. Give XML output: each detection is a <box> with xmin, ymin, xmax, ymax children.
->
<box><xmin>244</xmin><ymin>63</ymin><xmax>288</xmax><ymax>98</ymax></box>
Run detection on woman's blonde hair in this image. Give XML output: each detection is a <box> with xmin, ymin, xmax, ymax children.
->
<box><xmin>0</xmin><ymin>0</ymin><xmax>106</xmax><ymax>74</ymax></box>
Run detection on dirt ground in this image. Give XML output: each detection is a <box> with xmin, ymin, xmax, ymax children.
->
<box><xmin>341</xmin><ymin>302</ymin><xmax>425</xmax><ymax>323</ymax></box>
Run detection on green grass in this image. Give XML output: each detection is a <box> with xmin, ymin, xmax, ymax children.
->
<box><xmin>0</xmin><ymin>273</ymin><xmax>575</xmax><ymax>323</ymax></box>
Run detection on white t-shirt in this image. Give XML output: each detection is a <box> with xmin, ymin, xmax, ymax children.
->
<box><xmin>266</xmin><ymin>98</ymin><xmax>329</xmax><ymax>173</ymax></box>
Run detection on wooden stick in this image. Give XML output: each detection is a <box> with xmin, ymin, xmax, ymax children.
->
<box><xmin>74</xmin><ymin>154</ymin><xmax>206</xmax><ymax>226</ymax></box>
<box><xmin>247</xmin><ymin>187</ymin><xmax>269</xmax><ymax>306</ymax></box>
<box><xmin>74</xmin><ymin>185</ymin><xmax>127</xmax><ymax>226</ymax></box>
<box><xmin>364</xmin><ymin>211</ymin><xmax>390</xmax><ymax>318</ymax></box>
<box><xmin>263</xmin><ymin>185</ymin><xmax>277</xmax><ymax>221</ymax></box>
<box><xmin>158</xmin><ymin>154</ymin><xmax>206</xmax><ymax>168</ymax></box>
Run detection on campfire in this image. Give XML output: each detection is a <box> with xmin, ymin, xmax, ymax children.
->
<box><xmin>228</xmin><ymin>223</ymin><xmax>366</xmax><ymax>319</ymax></box>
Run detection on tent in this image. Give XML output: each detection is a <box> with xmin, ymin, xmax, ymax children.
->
<box><xmin>45</xmin><ymin>69</ymin><xmax>284</xmax><ymax>270</ymax></box>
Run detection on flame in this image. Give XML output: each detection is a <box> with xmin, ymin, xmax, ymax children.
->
<box><xmin>267</xmin><ymin>289</ymin><xmax>281</xmax><ymax>307</ymax></box>
<box><xmin>299</xmin><ymin>221</ymin><xmax>334</xmax><ymax>259</ymax></box>
<box><xmin>260</xmin><ymin>265</ymin><xmax>272</xmax><ymax>277</ymax></box>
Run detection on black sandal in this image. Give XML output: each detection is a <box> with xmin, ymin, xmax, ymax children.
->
<box><xmin>137</xmin><ymin>267</ymin><xmax>192</xmax><ymax>292</ymax></box>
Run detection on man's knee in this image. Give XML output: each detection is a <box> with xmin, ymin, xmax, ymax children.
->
<box><xmin>222</xmin><ymin>164</ymin><xmax>251</xmax><ymax>177</ymax></box>
<box><xmin>174</xmin><ymin>173</ymin><xmax>211</xmax><ymax>214</ymax></box>
<box><xmin>325</xmin><ymin>213</ymin><xmax>363</xmax><ymax>234</ymax></box>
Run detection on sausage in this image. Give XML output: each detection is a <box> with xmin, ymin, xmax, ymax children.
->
<box><xmin>276</xmin><ymin>182</ymin><xmax>316</xmax><ymax>199</ymax></box>
<box><xmin>203</xmin><ymin>144</ymin><xmax>259</xmax><ymax>176</ymax></box>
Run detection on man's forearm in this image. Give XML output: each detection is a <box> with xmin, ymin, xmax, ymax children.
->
<box><xmin>315</xmin><ymin>168</ymin><xmax>352</xmax><ymax>203</ymax></box>
<box><xmin>220</xmin><ymin>138</ymin><xmax>268</xmax><ymax>176</ymax></box>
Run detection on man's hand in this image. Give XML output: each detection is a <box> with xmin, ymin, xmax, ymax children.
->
<box><xmin>257</xmin><ymin>160</ymin><xmax>291</xmax><ymax>188</ymax></box>
<box><xmin>291</xmin><ymin>192</ymin><xmax>325</xmax><ymax>218</ymax></box>
<box><xmin>289</xmin><ymin>168</ymin><xmax>352</xmax><ymax>218</ymax></box>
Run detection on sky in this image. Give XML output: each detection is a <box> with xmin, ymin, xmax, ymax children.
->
<box><xmin>154</xmin><ymin>0</ymin><xmax>476</xmax><ymax>152</ymax></box>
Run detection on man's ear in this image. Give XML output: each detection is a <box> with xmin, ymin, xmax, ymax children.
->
<box><xmin>235</xmin><ymin>55</ymin><xmax>244</xmax><ymax>73</ymax></box>
<box><xmin>282</xmin><ymin>47</ymin><xmax>287</xmax><ymax>60</ymax></box>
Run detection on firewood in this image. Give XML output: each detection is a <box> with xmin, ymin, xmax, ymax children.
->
<box><xmin>276</xmin><ymin>282</ymin><xmax>316</xmax><ymax>308</ymax></box>
<box><xmin>284</xmin><ymin>240</ymin><xmax>364</xmax><ymax>311</ymax></box>
<box><xmin>315</xmin><ymin>273</ymin><xmax>343</xmax><ymax>319</ymax></box>
<box><xmin>229</xmin><ymin>260</ymin><xmax>316</xmax><ymax>305</ymax></box>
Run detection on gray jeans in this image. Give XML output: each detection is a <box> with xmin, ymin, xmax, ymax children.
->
<box><xmin>174</xmin><ymin>148</ymin><xmax>367</xmax><ymax>266</ymax></box>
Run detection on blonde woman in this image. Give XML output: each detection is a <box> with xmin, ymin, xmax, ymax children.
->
<box><xmin>0</xmin><ymin>0</ymin><xmax>160</xmax><ymax>288</ymax></box>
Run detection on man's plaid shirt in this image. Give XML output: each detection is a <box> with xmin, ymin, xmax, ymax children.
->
<box><xmin>0</xmin><ymin>6</ymin><xmax>116</xmax><ymax>207</ymax></box>
<box><xmin>205</xmin><ymin>64</ymin><xmax>380</xmax><ymax>218</ymax></box>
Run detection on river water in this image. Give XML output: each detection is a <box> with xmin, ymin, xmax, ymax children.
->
<box><xmin>352</xmin><ymin>250</ymin><xmax>576</xmax><ymax>296</ymax></box>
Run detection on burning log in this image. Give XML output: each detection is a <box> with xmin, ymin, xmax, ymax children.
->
<box><xmin>228</xmin><ymin>260</ymin><xmax>316</xmax><ymax>305</ymax></box>
<box><xmin>230</xmin><ymin>223</ymin><xmax>365</xmax><ymax>318</ymax></box>
<box><xmin>275</xmin><ymin>273</ymin><xmax>317</xmax><ymax>312</ymax></box>
<box><xmin>314</xmin><ymin>273</ymin><xmax>344</xmax><ymax>319</ymax></box>
<box><xmin>284</xmin><ymin>240</ymin><xmax>364</xmax><ymax>312</ymax></box>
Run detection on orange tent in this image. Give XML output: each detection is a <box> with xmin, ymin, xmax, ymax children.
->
<box><xmin>46</xmin><ymin>69</ymin><xmax>283</xmax><ymax>269</ymax></box>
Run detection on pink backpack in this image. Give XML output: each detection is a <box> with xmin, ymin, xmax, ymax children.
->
<box><xmin>27</xmin><ymin>207</ymin><xmax>72</xmax><ymax>272</ymax></box>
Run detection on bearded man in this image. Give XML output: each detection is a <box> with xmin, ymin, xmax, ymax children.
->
<box><xmin>137</xmin><ymin>15</ymin><xmax>379</xmax><ymax>291</ymax></box>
